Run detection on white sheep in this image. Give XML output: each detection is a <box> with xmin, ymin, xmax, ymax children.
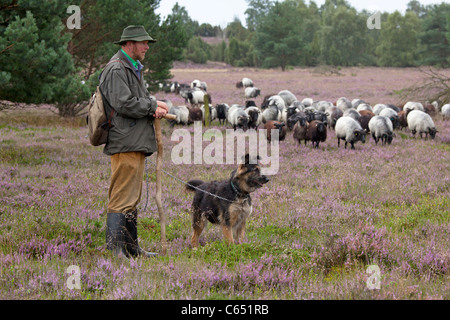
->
<box><xmin>441</xmin><ymin>104</ymin><xmax>450</xmax><ymax>120</ymax></box>
<box><xmin>302</xmin><ymin>98</ymin><xmax>314</xmax><ymax>107</ymax></box>
<box><xmin>278</xmin><ymin>90</ymin><xmax>298</xmax><ymax>107</ymax></box>
<box><xmin>228</xmin><ymin>105</ymin><xmax>249</xmax><ymax>131</ymax></box>
<box><xmin>245</xmin><ymin>106</ymin><xmax>262</xmax><ymax>129</ymax></box>
<box><xmin>403</xmin><ymin>101</ymin><xmax>424</xmax><ymax>112</ymax></box>
<box><xmin>407</xmin><ymin>110</ymin><xmax>437</xmax><ymax>140</ymax></box>
<box><xmin>335</xmin><ymin>116</ymin><xmax>367</xmax><ymax>150</ymax></box>
<box><xmin>356</xmin><ymin>103</ymin><xmax>373</xmax><ymax>113</ymax></box>
<box><xmin>352</xmin><ymin>99</ymin><xmax>367</xmax><ymax>108</ymax></box>
<box><xmin>168</xmin><ymin>105</ymin><xmax>189</xmax><ymax>127</ymax></box>
<box><xmin>373</xmin><ymin>104</ymin><xmax>388</xmax><ymax>115</ymax></box>
<box><xmin>368</xmin><ymin>116</ymin><xmax>394</xmax><ymax>145</ymax></box>
<box><xmin>315</xmin><ymin>100</ymin><xmax>333</xmax><ymax>112</ymax></box>
<box><xmin>187</xmin><ymin>89</ymin><xmax>211</xmax><ymax>107</ymax></box>
<box><xmin>262</xmin><ymin>105</ymin><xmax>281</xmax><ymax>124</ymax></box>
<box><xmin>336</xmin><ymin>97</ymin><xmax>353</xmax><ymax>112</ymax></box>
<box><xmin>379</xmin><ymin>108</ymin><xmax>399</xmax><ymax>129</ymax></box>
<box><xmin>268</xmin><ymin>95</ymin><xmax>286</xmax><ymax>112</ymax></box>
<box><xmin>245</xmin><ymin>87</ymin><xmax>261</xmax><ymax>99</ymax></box>
<box><xmin>343</xmin><ymin>109</ymin><xmax>361</xmax><ymax>122</ymax></box>
<box><xmin>236</xmin><ymin>77</ymin><xmax>254</xmax><ymax>88</ymax></box>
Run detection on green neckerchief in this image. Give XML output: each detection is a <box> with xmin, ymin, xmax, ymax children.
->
<box><xmin>121</xmin><ymin>49</ymin><xmax>139</xmax><ymax>69</ymax></box>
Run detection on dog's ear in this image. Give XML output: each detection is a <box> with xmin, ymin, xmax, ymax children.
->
<box><xmin>241</xmin><ymin>153</ymin><xmax>260</xmax><ymax>165</ymax></box>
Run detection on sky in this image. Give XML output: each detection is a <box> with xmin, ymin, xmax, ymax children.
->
<box><xmin>155</xmin><ymin>0</ymin><xmax>445</xmax><ymax>28</ymax></box>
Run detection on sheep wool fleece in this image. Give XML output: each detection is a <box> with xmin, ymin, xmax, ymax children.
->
<box><xmin>108</xmin><ymin>152</ymin><xmax>145</xmax><ymax>214</ymax></box>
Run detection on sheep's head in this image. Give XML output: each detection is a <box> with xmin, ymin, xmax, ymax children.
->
<box><xmin>238</xmin><ymin>115</ymin><xmax>249</xmax><ymax>131</ymax></box>
<box><xmin>428</xmin><ymin>127</ymin><xmax>437</xmax><ymax>139</ymax></box>
<box><xmin>354</xmin><ymin>129</ymin><xmax>366</xmax><ymax>144</ymax></box>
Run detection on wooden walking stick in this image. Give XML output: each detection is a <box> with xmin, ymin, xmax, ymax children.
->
<box><xmin>154</xmin><ymin>113</ymin><xmax>176</xmax><ymax>255</ymax></box>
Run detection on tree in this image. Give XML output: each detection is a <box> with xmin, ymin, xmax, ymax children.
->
<box><xmin>185</xmin><ymin>36</ymin><xmax>211</xmax><ymax>64</ymax></box>
<box><xmin>245</xmin><ymin>0</ymin><xmax>273</xmax><ymax>32</ymax></box>
<box><xmin>376</xmin><ymin>11</ymin><xmax>421</xmax><ymax>67</ymax></box>
<box><xmin>253</xmin><ymin>1</ymin><xmax>304</xmax><ymax>71</ymax></box>
<box><xmin>0</xmin><ymin>0</ymin><xmax>89</xmax><ymax>110</ymax></box>
<box><xmin>318</xmin><ymin>1</ymin><xmax>367</xmax><ymax>66</ymax></box>
<box><xmin>417</xmin><ymin>3</ymin><xmax>450</xmax><ymax>68</ymax></box>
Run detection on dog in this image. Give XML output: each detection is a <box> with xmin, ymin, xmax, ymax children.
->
<box><xmin>186</xmin><ymin>154</ymin><xmax>270</xmax><ymax>248</ymax></box>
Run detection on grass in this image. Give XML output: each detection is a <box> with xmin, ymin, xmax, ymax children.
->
<box><xmin>0</xmin><ymin>66</ymin><xmax>449</xmax><ymax>300</ymax></box>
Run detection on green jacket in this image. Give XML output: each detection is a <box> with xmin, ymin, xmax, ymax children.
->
<box><xmin>99</xmin><ymin>50</ymin><xmax>158</xmax><ymax>156</ymax></box>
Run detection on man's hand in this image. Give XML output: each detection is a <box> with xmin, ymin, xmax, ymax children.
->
<box><xmin>154</xmin><ymin>101</ymin><xmax>168</xmax><ymax>119</ymax></box>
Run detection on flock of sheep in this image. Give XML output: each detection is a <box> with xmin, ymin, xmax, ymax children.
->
<box><xmin>164</xmin><ymin>77</ymin><xmax>450</xmax><ymax>150</ymax></box>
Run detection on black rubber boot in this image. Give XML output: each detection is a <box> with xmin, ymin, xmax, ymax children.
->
<box><xmin>106</xmin><ymin>213</ymin><xmax>129</xmax><ymax>259</ymax></box>
<box><xmin>125</xmin><ymin>210</ymin><xmax>158</xmax><ymax>258</ymax></box>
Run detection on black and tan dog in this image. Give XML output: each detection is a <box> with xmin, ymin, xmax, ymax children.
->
<box><xmin>186</xmin><ymin>154</ymin><xmax>270</xmax><ymax>248</ymax></box>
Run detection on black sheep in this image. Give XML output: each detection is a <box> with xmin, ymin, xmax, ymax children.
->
<box><xmin>306</xmin><ymin>120</ymin><xmax>327</xmax><ymax>148</ymax></box>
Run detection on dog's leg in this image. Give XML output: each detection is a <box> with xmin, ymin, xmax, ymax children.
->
<box><xmin>235</xmin><ymin>221</ymin><xmax>246</xmax><ymax>244</ymax></box>
<box><xmin>191</xmin><ymin>212</ymin><xmax>206</xmax><ymax>248</ymax></box>
<box><xmin>221</xmin><ymin>224</ymin><xmax>234</xmax><ymax>245</ymax></box>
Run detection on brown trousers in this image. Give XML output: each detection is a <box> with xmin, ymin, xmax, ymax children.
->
<box><xmin>108</xmin><ymin>152</ymin><xmax>145</xmax><ymax>214</ymax></box>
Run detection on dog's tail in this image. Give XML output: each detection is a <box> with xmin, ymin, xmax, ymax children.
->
<box><xmin>186</xmin><ymin>180</ymin><xmax>204</xmax><ymax>192</ymax></box>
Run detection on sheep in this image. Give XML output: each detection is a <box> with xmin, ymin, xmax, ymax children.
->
<box><xmin>216</xmin><ymin>103</ymin><xmax>229</xmax><ymax>125</ymax></box>
<box><xmin>245</xmin><ymin>87</ymin><xmax>261</xmax><ymax>99</ymax></box>
<box><xmin>191</xmin><ymin>80</ymin><xmax>201</xmax><ymax>88</ymax></box>
<box><xmin>329</xmin><ymin>106</ymin><xmax>343</xmax><ymax>130</ymax></box>
<box><xmin>397</xmin><ymin>110</ymin><xmax>409</xmax><ymax>131</ymax></box>
<box><xmin>168</xmin><ymin>105</ymin><xmax>189</xmax><ymax>127</ymax></box>
<box><xmin>356</xmin><ymin>103</ymin><xmax>373</xmax><ymax>113</ymax></box>
<box><xmin>302</xmin><ymin>98</ymin><xmax>314</xmax><ymax>107</ymax></box>
<box><xmin>336</xmin><ymin>97</ymin><xmax>353</xmax><ymax>112</ymax></box>
<box><xmin>287</xmin><ymin>111</ymin><xmax>307</xmax><ymax>131</ymax></box>
<box><xmin>358</xmin><ymin>110</ymin><xmax>374</xmax><ymax>133</ymax></box>
<box><xmin>306</xmin><ymin>120</ymin><xmax>327</xmax><ymax>148</ymax></box>
<box><xmin>245</xmin><ymin>100</ymin><xmax>257</xmax><ymax>108</ymax></box>
<box><xmin>293</xmin><ymin>117</ymin><xmax>309</xmax><ymax>145</ymax></box>
<box><xmin>335</xmin><ymin>116</ymin><xmax>366</xmax><ymax>150</ymax></box>
<box><xmin>245</xmin><ymin>106</ymin><xmax>262</xmax><ymax>130</ymax></box>
<box><xmin>262</xmin><ymin>105</ymin><xmax>281</xmax><ymax>123</ymax></box>
<box><xmin>187</xmin><ymin>107</ymin><xmax>203</xmax><ymax>124</ymax></box>
<box><xmin>170</xmin><ymin>81</ymin><xmax>189</xmax><ymax>94</ymax></box>
<box><xmin>343</xmin><ymin>109</ymin><xmax>361</xmax><ymax>122</ymax></box>
<box><xmin>268</xmin><ymin>95</ymin><xmax>286</xmax><ymax>111</ymax></box>
<box><xmin>236</xmin><ymin>77</ymin><xmax>254</xmax><ymax>88</ymax></box>
<box><xmin>407</xmin><ymin>110</ymin><xmax>438</xmax><ymax>140</ymax></box>
<box><xmin>373</xmin><ymin>104</ymin><xmax>388</xmax><ymax>115</ymax></box>
<box><xmin>305</xmin><ymin>110</ymin><xmax>329</xmax><ymax>127</ymax></box>
<box><xmin>352</xmin><ymin>99</ymin><xmax>367</xmax><ymax>108</ymax></box>
<box><xmin>315</xmin><ymin>100</ymin><xmax>333</xmax><ymax>112</ymax></box>
<box><xmin>191</xmin><ymin>80</ymin><xmax>207</xmax><ymax>91</ymax></box>
<box><xmin>423</xmin><ymin>104</ymin><xmax>436</xmax><ymax>117</ymax></box>
<box><xmin>283</xmin><ymin>105</ymin><xmax>302</xmax><ymax>126</ymax></box>
<box><xmin>359</xmin><ymin>115</ymin><xmax>373</xmax><ymax>133</ymax></box>
<box><xmin>187</xmin><ymin>90</ymin><xmax>212</xmax><ymax>107</ymax></box>
<box><xmin>228</xmin><ymin>105</ymin><xmax>249</xmax><ymax>131</ymax></box>
<box><xmin>386</xmin><ymin>104</ymin><xmax>401</xmax><ymax>113</ymax></box>
<box><xmin>261</xmin><ymin>94</ymin><xmax>277</xmax><ymax>110</ymax></box>
<box><xmin>264</xmin><ymin>121</ymin><xmax>286</xmax><ymax>141</ymax></box>
<box><xmin>441</xmin><ymin>104</ymin><xmax>450</xmax><ymax>120</ymax></box>
<box><xmin>404</xmin><ymin>101</ymin><xmax>424</xmax><ymax>112</ymax></box>
<box><xmin>379</xmin><ymin>108</ymin><xmax>400</xmax><ymax>130</ymax></box>
<box><xmin>368</xmin><ymin>116</ymin><xmax>394</xmax><ymax>145</ymax></box>
<box><xmin>278</xmin><ymin>90</ymin><xmax>298</xmax><ymax>107</ymax></box>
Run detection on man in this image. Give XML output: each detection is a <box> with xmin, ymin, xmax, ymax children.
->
<box><xmin>100</xmin><ymin>25</ymin><xmax>168</xmax><ymax>258</ymax></box>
